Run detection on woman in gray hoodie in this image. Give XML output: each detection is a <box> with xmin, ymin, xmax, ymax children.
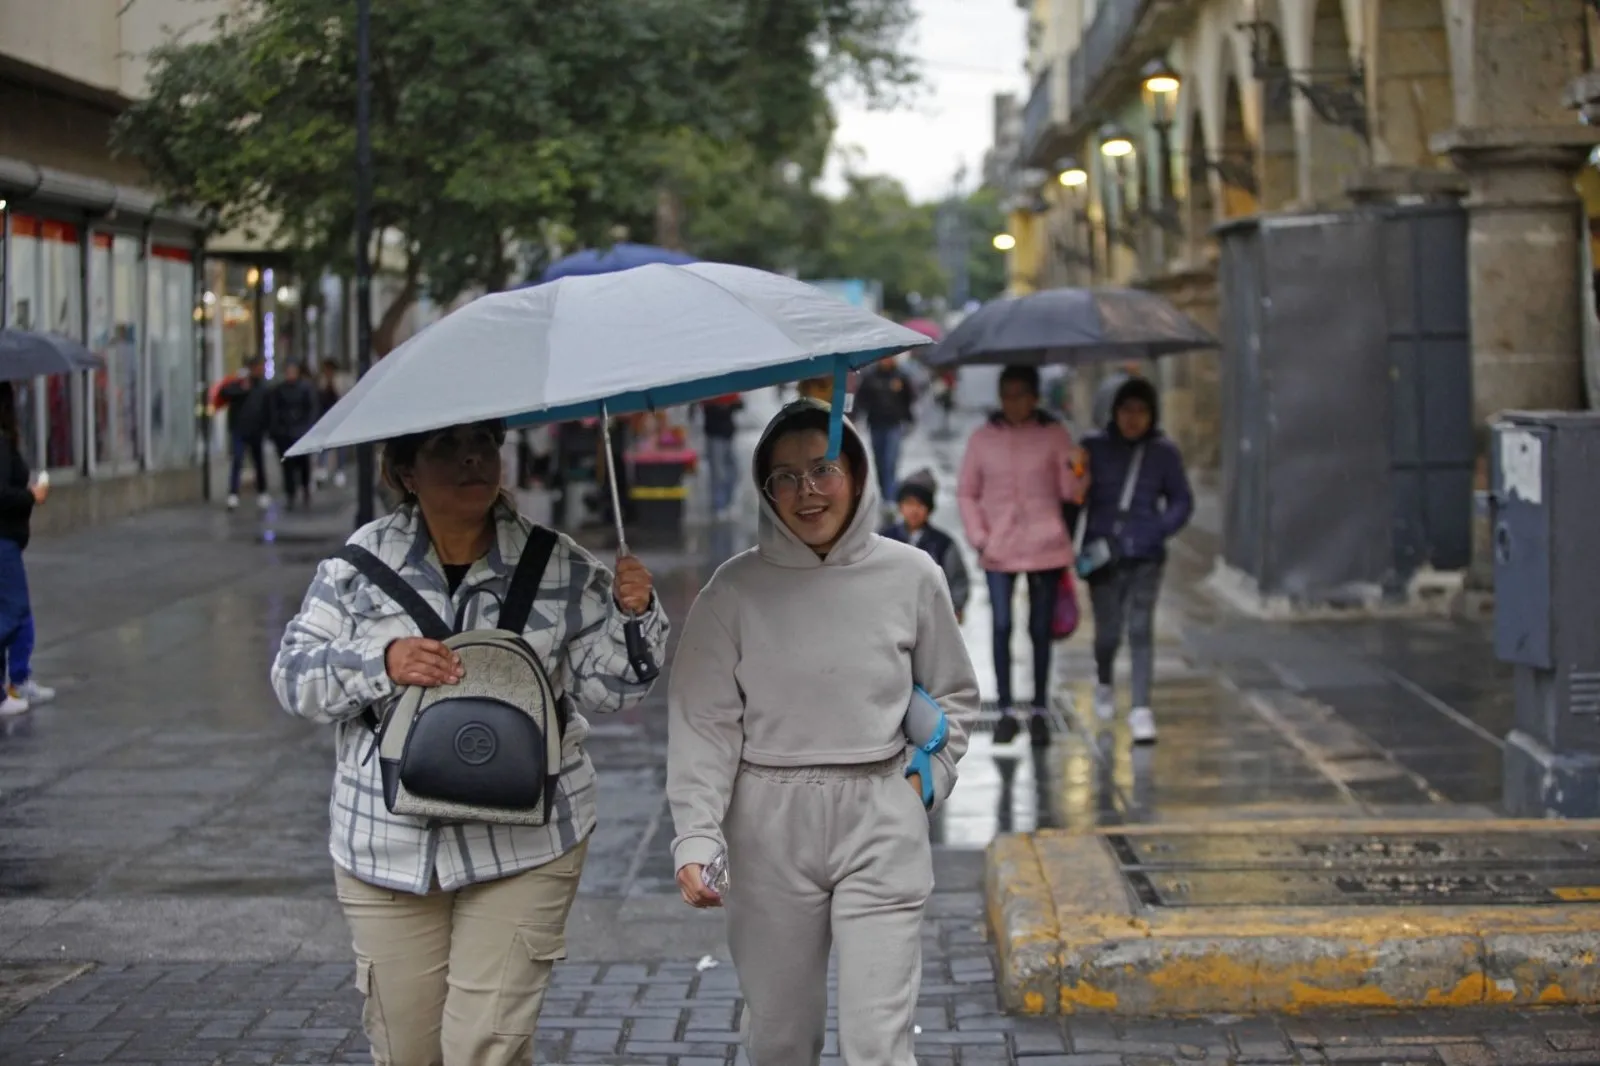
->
<box><xmin>667</xmin><ymin>399</ymin><xmax>981</xmax><ymax>1066</ymax></box>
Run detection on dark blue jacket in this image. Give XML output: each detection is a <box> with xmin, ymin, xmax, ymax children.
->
<box><xmin>1080</xmin><ymin>427</ymin><xmax>1193</xmax><ymax>562</ymax></box>
<box><xmin>880</xmin><ymin>520</ymin><xmax>970</xmax><ymax>613</ymax></box>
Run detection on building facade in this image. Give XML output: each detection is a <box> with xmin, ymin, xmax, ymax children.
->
<box><xmin>1007</xmin><ymin>0</ymin><xmax>1600</xmax><ymax>589</ymax></box>
<box><xmin>0</xmin><ymin>0</ymin><xmax>238</xmax><ymax>531</ymax></box>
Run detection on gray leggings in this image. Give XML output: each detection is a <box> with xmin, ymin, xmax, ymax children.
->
<box><xmin>1087</xmin><ymin>558</ymin><xmax>1164</xmax><ymax>709</ymax></box>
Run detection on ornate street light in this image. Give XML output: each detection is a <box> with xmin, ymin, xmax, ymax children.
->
<box><xmin>1099</xmin><ymin>125</ymin><xmax>1135</xmax><ymax>159</ymax></box>
<box><xmin>1140</xmin><ymin>59</ymin><xmax>1182</xmax><ymax>233</ymax></box>
<box><xmin>1098</xmin><ymin>124</ymin><xmax>1138</xmax><ymax>251</ymax></box>
<box><xmin>1057</xmin><ymin>157</ymin><xmax>1089</xmax><ymax>188</ymax></box>
<box><xmin>993</xmin><ymin>233</ymin><xmax>1017</xmax><ymax>252</ymax></box>
<box><xmin>1237</xmin><ymin>0</ymin><xmax>1367</xmax><ymax>140</ymax></box>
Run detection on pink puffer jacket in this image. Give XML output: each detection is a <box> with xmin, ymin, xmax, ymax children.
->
<box><xmin>957</xmin><ymin>413</ymin><xmax>1084</xmax><ymax>574</ymax></box>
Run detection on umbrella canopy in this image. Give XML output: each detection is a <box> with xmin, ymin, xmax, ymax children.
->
<box><xmin>539</xmin><ymin>242</ymin><xmax>697</xmax><ymax>283</ymax></box>
<box><xmin>900</xmin><ymin>317</ymin><xmax>943</xmax><ymax>341</ymax></box>
<box><xmin>288</xmin><ymin>261</ymin><xmax>932</xmax><ymax>459</ymax></box>
<box><xmin>0</xmin><ymin>329</ymin><xmax>104</xmax><ymax>382</ymax></box>
<box><xmin>921</xmin><ymin>287</ymin><xmax>1216</xmax><ymax>369</ymax></box>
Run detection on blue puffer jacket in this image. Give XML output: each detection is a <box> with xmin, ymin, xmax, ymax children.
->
<box><xmin>1080</xmin><ymin>379</ymin><xmax>1193</xmax><ymax>562</ymax></box>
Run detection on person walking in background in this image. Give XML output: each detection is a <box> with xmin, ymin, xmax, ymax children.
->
<box><xmin>668</xmin><ymin>399</ymin><xmax>979</xmax><ymax>1066</ymax></box>
<box><xmin>218</xmin><ymin>356</ymin><xmax>272</xmax><ymax>510</ymax></box>
<box><xmin>314</xmin><ymin>359</ymin><xmax>347</xmax><ymax>489</ymax></box>
<box><xmin>881</xmin><ymin>468</ymin><xmax>969</xmax><ymax>623</ymax></box>
<box><xmin>958</xmin><ymin>366</ymin><xmax>1086</xmax><ymax>748</ymax></box>
<box><xmin>1090</xmin><ymin>360</ymin><xmax>1142</xmax><ymax>429</ymax></box>
<box><xmin>0</xmin><ymin>383</ymin><xmax>51</xmax><ymax>716</ymax></box>
<box><xmin>854</xmin><ymin>355</ymin><xmax>916</xmax><ymax>505</ymax></box>
<box><xmin>1079</xmin><ymin>377</ymin><xmax>1193</xmax><ymax>745</ymax></box>
<box><xmin>267</xmin><ymin>360</ymin><xmax>321</xmax><ymax>511</ymax></box>
<box><xmin>700</xmin><ymin>393</ymin><xmax>743</xmax><ymax>522</ymax></box>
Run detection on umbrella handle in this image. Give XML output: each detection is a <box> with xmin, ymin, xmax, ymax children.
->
<box><xmin>826</xmin><ymin>355</ymin><xmax>849</xmax><ymax>461</ymax></box>
<box><xmin>623</xmin><ymin>617</ymin><xmax>660</xmax><ymax>684</ymax></box>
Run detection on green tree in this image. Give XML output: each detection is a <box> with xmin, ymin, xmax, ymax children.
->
<box><xmin>116</xmin><ymin>0</ymin><xmax>749</xmax><ymax>352</ymax></box>
<box><xmin>962</xmin><ymin>186</ymin><xmax>1009</xmax><ymax>304</ymax></box>
<box><xmin>796</xmin><ymin>173</ymin><xmax>945</xmax><ymax>316</ymax></box>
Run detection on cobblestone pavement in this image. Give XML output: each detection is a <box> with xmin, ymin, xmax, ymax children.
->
<box><xmin>4</xmin><ymin>394</ymin><xmax>1599</xmax><ymax>1063</ymax></box>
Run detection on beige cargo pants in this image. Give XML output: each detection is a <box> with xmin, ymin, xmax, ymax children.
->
<box><xmin>334</xmin><ymin>839</ymin><xmax>587</xmax><ymax>1066</ymax></box>
<box><xmin>724</xmin><ymin>757</ymin><xmax>935</xmax><ymax>1066</ymax></box>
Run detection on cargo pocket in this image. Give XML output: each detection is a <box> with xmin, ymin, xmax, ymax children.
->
<box><xmin>492</xmin><ymin>922</ymin><xmax>567</xmax><ymax>1037</ymax></box>
<box><xmin>353</xmin><ymin>956</ymin><xmax>391</xmax><ymax>1054</ymax></box>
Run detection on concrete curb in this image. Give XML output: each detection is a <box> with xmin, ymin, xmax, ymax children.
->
<box><xmin>986</xmin><ymin>820</ymin><xmax>1600</xmax><ymax>1016</ymax></box>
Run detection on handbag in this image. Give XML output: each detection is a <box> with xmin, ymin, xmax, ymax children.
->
<box><xmin>1075</xmin><ymin>444</ymin><xmax>1145</xmax><ymax>580</ymax></box>
<box><xmin>335</xmin><ymin>528</ymin><xmax>570</xmax><ymax>827</ymax></box>
<box><xmin>1051</xmin><ymin>569</ymin><xmax>1080</xmax><ymax>640</ymax></box>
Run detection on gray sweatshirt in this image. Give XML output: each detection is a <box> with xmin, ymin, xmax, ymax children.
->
<box><xmin>666</xmin><ymin>412</ymin><xmax>981</xmax><ymax>872</ymax></box>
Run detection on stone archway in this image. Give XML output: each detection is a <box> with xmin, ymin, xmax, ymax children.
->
<box><xmin>1220</xmin><ymin>71</ymin><xmax>1260</xmax><ymax>219</ymax></box>
<box><xmin>1303</xmin><ymin>0</ymin><xmax>1367</xmax><ymax>203</ymax></box>
<box><xmin>1367</xmin><ymin>0</ymin><xmax>1454</xmax><ymax>167</ymax></box>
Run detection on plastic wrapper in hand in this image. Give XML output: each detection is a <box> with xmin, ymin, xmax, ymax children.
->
<box><xmin>703</xmin><ymin>847</ymin><xmax>730</xmax><ymax>895</ymax></box>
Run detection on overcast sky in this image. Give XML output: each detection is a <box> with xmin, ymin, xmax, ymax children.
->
<box><xmin>821</xmin><ymin>0</ymin><xmax>1029</xmax><ymax>204</ymax></box>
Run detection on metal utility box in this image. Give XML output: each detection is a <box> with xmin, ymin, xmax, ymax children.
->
<box><xmin>1493</xmin><ymin>412</ymin><xmax>1600</xmax><ymax>816</ymax></box>
<box><xmin>1215</xmin><ymin>204</ymin><xmax>1473</xmax><ymax>604</ymax></box>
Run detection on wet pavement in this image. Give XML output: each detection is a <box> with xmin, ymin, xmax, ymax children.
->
<box><xmin>0</xmin><ymin>394</ymin><xmax>1591</xmax><ymax>1064</ymax></box>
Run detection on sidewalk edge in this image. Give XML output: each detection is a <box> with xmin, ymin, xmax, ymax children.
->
<box><xmin>985</xmin><ymin>834</ymin><xmax>1061</xmax><ymax>1014</ymax></box>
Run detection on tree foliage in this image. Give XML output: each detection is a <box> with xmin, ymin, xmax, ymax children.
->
<box><xmin>116</xmin><ymin>0</ymin><xmax>919</xmax><ymax>349</ymax></box>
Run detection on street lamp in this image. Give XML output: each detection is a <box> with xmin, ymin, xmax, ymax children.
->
<box><xmin>992</xmin><ymin>233</ymin><xmax>1017</xmax><ymax>252</ymax></box>
<box><xmin>1098</xmin><ymin>124</ymin><xmax>1138</xmax><ymax>251</ymax></box>
<box><xmin>1057</xmin><ymin>158</ymin><xmax>1089</xmax><ymax>188</ymax></box>
<box><xmin>1141</xmin><ymin>58</ymin><xmax>1181</xmax><ymax>229</ymax></box>
<box><xmin>1099</xmin><ymin>126</ymin><xmax>1135</xmax><ymax>159</ymax></box>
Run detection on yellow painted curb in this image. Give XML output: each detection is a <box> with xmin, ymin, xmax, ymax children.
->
<box><xmin>986</xmin><ymin>821</ymin><xmax>1600</xmax><ymax>1016</ymax></box>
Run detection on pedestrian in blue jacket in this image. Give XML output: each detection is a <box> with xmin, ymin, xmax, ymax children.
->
<box><xmin>1078</xmin><ymin>377</ymin><xmax>1192</xmax><ymax>744</ymax></box>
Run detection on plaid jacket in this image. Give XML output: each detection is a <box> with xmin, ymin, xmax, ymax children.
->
<box><xmin>271</xmin><ymin>499</ymin><xmax>668</xmax><ymax>895</ymax></box>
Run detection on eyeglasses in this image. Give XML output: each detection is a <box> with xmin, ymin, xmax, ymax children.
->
<box><xmin>764</xmin><ymin>462</ymin><xmax>847</xmax><ymax>502</ymax></box>
<box><xmin>420</xmin><ymin>422</ymin><xmax>506</xmax><ymax>462</ymax></box>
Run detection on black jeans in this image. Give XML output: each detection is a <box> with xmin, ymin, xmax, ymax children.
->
<box><xmin>229</xmin><ymin>433</ymin><xmax>267</xmax><ymax>495</ymax></box>
<box><xmin>985</xmin><ymin>568</ymin><xmax>1063</xmax><ymax>709</ymax></box>
<box><xmin>280</xmin><ymin>453</ymin><xmax>313</xmax><ymax>502</ymax></box>
<box><xmin>1087</xmin><ymin>559</ymin><xmax>1164</xmax><ymax>709</ymax></box>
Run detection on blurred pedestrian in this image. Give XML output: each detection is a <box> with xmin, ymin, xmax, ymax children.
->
<box><xmin>1090</xmin><ymin>360</ymin><xmax>1142</xmax><ymax>429</ymax></box>
<box><xmin>668</xmin><ymin>399</ymin><xmax>979</xmax><ymax>1066</ymax></box>
<box><xmin>271</xmin><ymin>418</ymin><xmax>667</xmax><ymax>1066</ymax></box>
<box><xmin>1079</xmin><ymin>377</ymin><xmax>1193</xmax><ymax>744</ymax></box>
<box><xmin>881</xmin><ymin>468</ymin><xmax>969</xmax><ymax>622</ymax></box>
<box><xmin>267</xmin><ymin>360</ymin><xmax>320</xmax><ymax>510</ymax></box>
<box><xmin>854</xmin><ymin>356</ymin><xmax>917</xmax><ymax>503</ymax></box>
<box><xmin>957</xmin><ymin>366</ymin><xmax>1086</xmax><ymax>748</ymax></box>
<box><xmin>218</xmin><ymin>356</ymin><xmax>271</xmax><ymax>510</ymax></box>
<box><xmin>0</xmin><ymin>383</ymin><xmax>51</xmax><ymax>716</ymax></box>
<box><xmin>700</xmin><ymin>393</ymin><xmax>743</xmax><ymax>522</ymax></box>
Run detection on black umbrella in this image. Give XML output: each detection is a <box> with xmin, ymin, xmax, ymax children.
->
<box><xmin>0</xmin><ymin>329</ymin><xmax>104</xmax><ymax>382</ymax></box>
<box><xmin>921</xmin><ymin>287</ymin><xmax>1217</xmax><ymax>368</ymax></box>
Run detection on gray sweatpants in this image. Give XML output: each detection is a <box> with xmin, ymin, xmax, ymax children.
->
<box><xmin>724</xmin><ymin>756</ymin><xmax>934</xmax><ymax>1066</ymax></box>
<box><xmin>1088</xmin><ymin>558</ymin><xmax>1165</xmax><ymax>709</ymax></box>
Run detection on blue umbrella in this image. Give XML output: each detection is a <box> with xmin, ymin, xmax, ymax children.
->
<box><xmin>539</xmin><ymin>242</ymin><xmax>697</xmax><ymax>283</ymax></box>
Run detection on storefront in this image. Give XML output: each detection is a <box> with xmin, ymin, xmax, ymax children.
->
<box><xmin>0</xmin><ymin>158</ymin><xmax>209</xmax><ymax>530</ymax></box>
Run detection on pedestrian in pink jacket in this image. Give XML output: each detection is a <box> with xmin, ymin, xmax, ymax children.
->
<box><xmin>957</xmin><ymin>366</ymin><xmax>1086</xmax><ymax>746</ymax></box>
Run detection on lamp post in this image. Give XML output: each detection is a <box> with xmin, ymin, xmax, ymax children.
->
<box><xmin>353</xmin><ymin>0</ymin><xmax>376</xmax><ymax>527</ymax></box>
<box><xmin>1098</xmin><ymin>123</ymin><xmax>1136</xmax><ymax>253</ymax></box>
<box><xmin>1055</xmin><ymin>156</ymin><xmax>1095</xmax><ymax>282</ymax></box>
<box><xmin>1141</xmin><ymin>59</ymin><xmax>1180</xmax><ymax>218</ymax></box>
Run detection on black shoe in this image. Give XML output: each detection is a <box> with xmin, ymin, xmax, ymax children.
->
<box><xmin>1028</xmin><ymin>711</ymin><xmax>1051</xmax><ymax>748</ymax></box>
<box><xmin>993</xmin><ymin>713</ymin><xmax>1021</xmax><ymax>745</ymax></box>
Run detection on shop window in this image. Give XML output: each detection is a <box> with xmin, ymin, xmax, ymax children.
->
<box><xmin>7</xmin><ymin>215</ymin><xmax>40</xmax><ymax>467</ymax></box>
<box><xmin>89</xmin><ymin>233</ymin><xmax>143</xmax><ymax>472</ymax></box>
<box><xmin>147</xmin><ymin>245</ymin><xmax>198</xmax><ymax>469</ymax></box>
<box><xmin>39</xmin><ymin>219</ymin><xmax>83</xmax><ymax>471</ymax></box>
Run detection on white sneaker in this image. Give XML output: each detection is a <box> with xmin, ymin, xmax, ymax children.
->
<box><xmin>257</xmin><ymin>493</ymin><xmax>272</xmax><ymax>510</ymax></box>
<box><xmin>227</xmin><ymin>493</ymin><xmax>241</xmax><ymax>510</ymax></box>
<box><xmin>0</xmin><ymin>691</ymin><xmax>27</xmax><ymax>716</ymax></box>
<box><xmin>1129</xmin><ymin>706</ymin><xmax>1158</xmax><ymax>745</ymax></box>
<box><xmin>13</xmin><ymin>680</ymin><xmax>53</xmax><ymax>705</ymax></box>
<box><xmin>1093</xmin><ymin>683</ymin><xmax>1116</xmax><ymax>722</ymax></box>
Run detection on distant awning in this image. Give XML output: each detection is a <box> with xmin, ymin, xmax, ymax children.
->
<box><xmin>0</xmin><ymin>156</ymin><xmax>207</xmax><ymax>230</ymax></box>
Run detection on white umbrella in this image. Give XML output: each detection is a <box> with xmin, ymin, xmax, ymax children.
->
<box><xmin>290</xmin><ymin>261</ymin><xmax>932</xmax><ymax>681</ymax></box>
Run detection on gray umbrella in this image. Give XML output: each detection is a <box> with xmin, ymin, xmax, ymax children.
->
<box><xmin>0</xmin><ymin>329</ymin><xmax>105</xmax><ymax>382</ymax></box>
<box><xmin>921</xmin><ymin>287</ymin><xmax>1216</xmax><ymax>368</ymax></box>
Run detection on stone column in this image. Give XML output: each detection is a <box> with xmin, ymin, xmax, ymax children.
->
<box><xmin>1433</xmin><ymin>125</ymin><xmax>1600</xmax><ymax>592</ymax></box>
<box><xmin>1136</xmin><ymin>262</ymin><xmax>1221</xmax><ymax>473</ymax></box>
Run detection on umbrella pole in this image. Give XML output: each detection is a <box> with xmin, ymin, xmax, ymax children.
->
<box><xmin>600</xmin><ymin>403</ymin><xmax>659</xmax><ymax>685</ymax></box>
<box><xmin>826</xmin><ymin>355</ymin><xmax>848</xmax><ymax>461</ymax></box>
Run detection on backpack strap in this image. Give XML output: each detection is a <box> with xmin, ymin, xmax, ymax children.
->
<box><xmin>500</xmin><ymin>526</ymin><xmax>559</xmax><ymax>635</ymax></box>
<box><xmin>332</xmin><ymin>545</ymin><xmax>455</xmax><ymax>642</ymax></box>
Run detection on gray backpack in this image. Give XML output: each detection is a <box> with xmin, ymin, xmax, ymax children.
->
<box><xmin>337</xmin><ymin>528</ymin><xmax>568</xmax><ymax>827</ymax></box>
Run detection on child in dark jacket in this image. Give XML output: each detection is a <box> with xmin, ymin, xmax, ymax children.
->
<box><xmin>1078</xmin><ymin>377</ymin><xmax>1193</xmax><ymax>746</ymax></box>
<box><xmin>881</xmin><ymin>468</ymin><xmax>970</xmax><ymax>621</ymax></box>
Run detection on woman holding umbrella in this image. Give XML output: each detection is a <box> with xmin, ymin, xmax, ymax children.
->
<box><xmin>668</xmin><ymin>399</ymin><xmax>980</xmax><ymax>1066</ymax></box>
<box><xmin>271</xmin><ymin>418</ymin><xmax>666</xmax><ymax>1066</ymax></box>
<box><xmin>0</xmin><ymin>383</ymin><xmax>49</xmax><ymax>716</ymax></box>
<box><xmin>957</xmin><ymin>365</ymin><xmax>1086</xmax><ymax>746</ymax></box>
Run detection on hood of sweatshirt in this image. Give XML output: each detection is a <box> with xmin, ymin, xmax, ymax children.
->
<box><xmin>751</xmin><ymin>398</ymin><xmax>881</xmax><ymax>570</ymax></box>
